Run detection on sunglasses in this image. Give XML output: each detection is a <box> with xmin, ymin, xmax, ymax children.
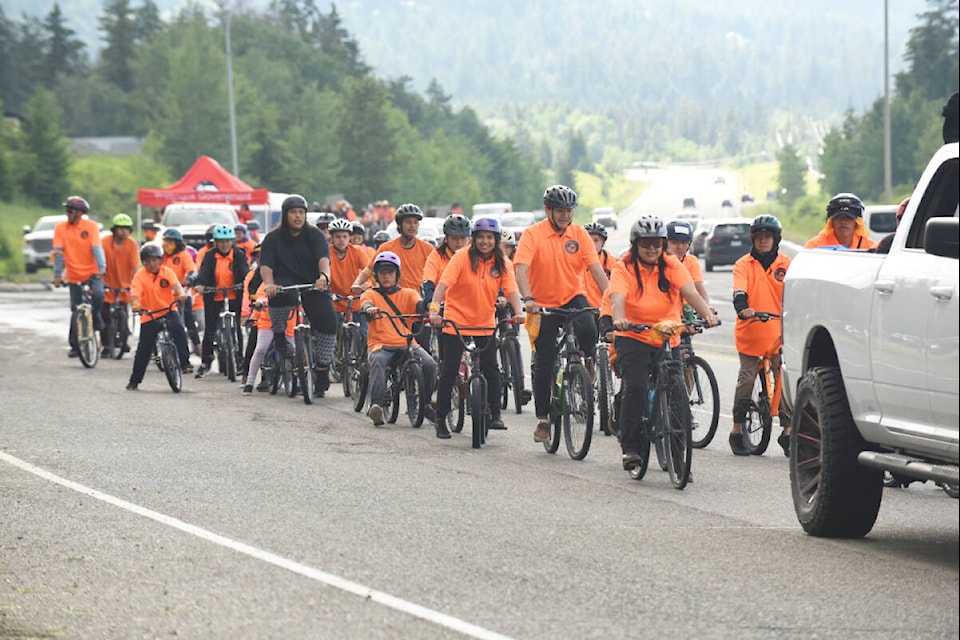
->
<box><xmin>637</xmin><ymin>238</ymin><xmax>663</xmax><ymax>249</ymax></box>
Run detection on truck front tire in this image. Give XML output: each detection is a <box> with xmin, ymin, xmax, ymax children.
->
<box><xmin>790</xmin><ymin>367</ymin><xmax>882</xmax><ymax>538</ymax></box>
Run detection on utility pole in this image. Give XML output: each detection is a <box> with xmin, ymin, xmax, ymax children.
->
<box><xmin>883</xmin><ymin>0</ymin><xmax>892</xmax><ymax>203</ymax></box>
<box><xmin>225</xmin><ymin>10</ymin><xmax>239</xmax><ymax>177</ymax></box>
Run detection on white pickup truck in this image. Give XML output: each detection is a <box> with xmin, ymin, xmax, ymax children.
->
<box><xmin>782</xmin><ymin>142</ymin><xmax>959</xmax><ymax>538</ymax></box>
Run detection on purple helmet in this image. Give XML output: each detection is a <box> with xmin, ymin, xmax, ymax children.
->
<box><xmin>373</xmin><ymin>251</ymin><xmax>401</xmax><ymax>277</ymax></box>
<box><xmin>472</xmin><ymin>217</ymin><xmax>501</xmax><ymax>234</ymax></box>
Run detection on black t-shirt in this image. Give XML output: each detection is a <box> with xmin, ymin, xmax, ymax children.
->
<box><xmin>259</xmin><ymin>225</ymin><xmax>329</xmax><ymax>286</ymax></box>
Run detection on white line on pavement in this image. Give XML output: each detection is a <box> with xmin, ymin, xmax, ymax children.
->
<box><xmin>0</xmin><ymin>451</ymin><xmax>515</xmax><ymax>640</ymax></box>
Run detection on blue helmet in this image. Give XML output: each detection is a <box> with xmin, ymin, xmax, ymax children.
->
<box><xmin>162</xmin><ymin>228</ymin><xmax>183</xmax><ymax>242</ymax></box>
<box><xmin>213</xmin><ymin>224</ymin><xmax>235</xmax><ymax>240</ymax></box>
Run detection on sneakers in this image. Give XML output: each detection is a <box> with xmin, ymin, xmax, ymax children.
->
<box><xmin>125</xmin><ymin>382</ymin><xmax>138</xmax><ymax>391</ymax></box>
<box><xmin>195</xmin><ymin>364</ymin><xmax>211</xmax><ymax>379</ymax></box>
<box><xmin>242</xmin><ymin>385</ymin><xmax>253</xmax><ymax>396</ymax></box>
<box><xmin>368</xmin><ymin>404</ymin><xmax>385</xmax><ymax>427</ymax></box>
<box><xmin>520</xmin><ymin>389</ymin><xmax>532</xmax><ymax>405</ymax></box>
<box><xmin>101</xmin><ymin>347</ymin><xmax>112</xmax><ymax>357</ymax></box>
<box><xmin>729</xmin><ymin>432</ymin><xmax>750</xmax><ymax>456</ymax></box>
<box><xmin>533</xmin><ymin>420</ymin><xmax>551</xmax><ymax>443</ymax></box>
<box><xmin>181</xmin><ymin>364</ymin><xmax>194</xmax><ymax>375</ymax></box>
<box><xmin>489</xmin><ymin>418</ymin><xmax>507</xmax><ymax>430</ymax></box>
<box><xmin>435</xmin><ymin>420</ymin><xmax>451</xmax><ymax>439</ymax></box>
<box><xmin>777</xmin><ymin>432</ymin><xmax>791</xmax><ymax>457</ymax></box>
<box><xmin>423</xmin><ymin>405</ymin><xmax>437</xmax><ymax>424</ymax></box>
<box><xmin>68</xmin><ymin>348</ymin><xmax>79</xmax><ymax>358</ymax></box>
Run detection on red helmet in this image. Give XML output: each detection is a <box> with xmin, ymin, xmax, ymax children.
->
<box><xmin>63</xmin><ymin>196</ymin><xmax>90</xmax><ymax>213</ymax></box>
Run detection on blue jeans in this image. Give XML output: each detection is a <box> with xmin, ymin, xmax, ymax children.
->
<box><xmin>368</xmin><ymin>346</ymin><xmax>436</xmax><ymax>408</ymax></box>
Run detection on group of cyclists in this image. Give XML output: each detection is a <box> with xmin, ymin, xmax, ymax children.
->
<box><xmin>53</xmin><ymin>183</ymin><xmax>884</xmax><ymax>474</ymax></box>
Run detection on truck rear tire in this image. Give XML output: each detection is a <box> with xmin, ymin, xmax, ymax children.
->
<box><xmin>790</xmin><ymin>367</ymin><xmax>882</xmax><ymax>538</ymax></box>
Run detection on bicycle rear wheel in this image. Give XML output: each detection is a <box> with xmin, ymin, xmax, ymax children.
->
<box><xmin>469</xmin><ymin>375</ymin><xmax>487</xmax><ymax>449</ymax></box>
<box><xmin>686</xmin><ymin>355</ymin><xmax>720</xmax><ymax>448</ymax></box>
<box><xmin>504</xmin><ymin>337</ymin><xmax>524</xmax><ymax>414</ymax></box>
<box><xmin>404</xmin><ymin>360</ymin><xmax>427</xmax><ymax>428</ymax></box>
<box><xmin>743</xmin><ymin>369</ymin><xmax>772</xmax><ymax>455</ymax></box>
<box><xmin>75</xmin><ymin>308</ymin><xmax>99</xmax><ymax>369</ymax></box>
<box><xmin>161</xmin><ymin>337</ymin><xmax>182</xmax><ymax>392</ymax></box>
<box><xmin>385</xmin><ymin>367</ymin><xmax>401</xmax><ymax>424</ymax></box>
<box><xmin>659</xmin><ymin>372</ymin><xmax>692</xmax><ymax>489</ymax></box>
<box><xmin>597</xmin><ymin>345</ymin><xmax>613</xmax><ymax>435</ymax></box>
<box><xmin>296</xmin><ymin>328</ymin><xmax>315</xmax><ymax>405</ymax></box>
<box><xmin>544</xmin><ymin>378</ymin><xmax>562</xmax><ymax>454</ymax></box>
<box><xmin>223</xmin><ymin>317</ymin><xmax>237</xmax><ymax>382</ymax></box>
<box><xmin>113</xmin><ymin>308</ymin><xmax>130</xmax><ymax>359</ymax></box>
<box><xmin>563</xmin><ymin>362</ymin><xmax>594</xmax><ymax>460</ymax></box>
<box><xmin>446</xmin><ymin>374</ymin><xmax>466</xmax><ymax>434</ymax></box>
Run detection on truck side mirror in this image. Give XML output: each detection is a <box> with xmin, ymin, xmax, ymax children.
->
<box><xmin>247</xmin><ymin>220</ymin><xmax>260</xmax><ymax>231</ymax></box>
<box><xmin>924</xmin><ymin>217</ymin><xmax>959</xmax><ymax>259</ymax></box>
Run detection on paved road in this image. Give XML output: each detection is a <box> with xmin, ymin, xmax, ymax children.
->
<box><xmin>1</xmin><ymin>171</ymin><xmax>957</xmax><ymax>639</ymax></box>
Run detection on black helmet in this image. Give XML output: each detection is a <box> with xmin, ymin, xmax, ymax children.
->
<box><xmin>350</xmin><ymin>221</ymin><xmax>366</xmax><ymax>235</ymax></box>
<box><xmin>583</xmin><ymin>221</ymin><xmax>608</xmax><ymax>240</ymax></box>
<box><xmin>543</xmin><ymin>184</ymin><xmax>578</xmax><ymax>209</ymax></box>
<box><xmin>372</xmin><ymin>230</ymin><xmax>391</xmax><ymax>245</ymax></box>
<box><xmin>140</xmin><ymin>244</ymin><xmax>163</xmax><ymax>261</ymax></box>
<box><xmin>282</xmin><ymin>194</ymin><xmax>308</xmax><ymax>216</ymax></box>
<box><xmin>826</xmin><ymin>193</ymin><xmax>864</xmax><ymax>220</ymax></box>
<box><xmin>395</xmin><ymin>203</ymin><xmax>423</xmax><ymax>222</ymax></box>
<box><xmin>666</xmin><ymin>220</ymin><xmax>693</xmax><ymax>242</ymax></box>
<box><xmin>750</xmin><ymin>214</ymin><xmax>782</xmax><ymax>238</ymax></box>
<box><xmin>442</xmin><ymin>213</ymin><xmax>471</xmax><ymax>237</ymax></box>
<box><xmin>630</xmin><ymin>215</ymin><xmax>667</xmax><ymax>243</ymax></box>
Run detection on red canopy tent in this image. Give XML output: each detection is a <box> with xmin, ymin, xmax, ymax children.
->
<box><xmin>137</xmin><ymin>155</ymin><xmax>269</xmax><ymax>207</ymax></box>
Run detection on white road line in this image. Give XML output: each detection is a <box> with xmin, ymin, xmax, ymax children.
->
<box><xmin>0</xmin><ymin>451</ymin><xmax>515</xmax><ymax>640</ymax></box>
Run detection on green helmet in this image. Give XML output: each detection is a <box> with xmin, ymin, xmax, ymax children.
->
<box><xmin>112</xmin><ymin>213</ymin><xmax>133</xmax><ymax>228</ymax></box>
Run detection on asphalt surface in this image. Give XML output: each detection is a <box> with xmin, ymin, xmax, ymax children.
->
<box><xmin>1</xmin><ymin>169</ymin><xmax>957</xmax><ymax>639</ymax></box>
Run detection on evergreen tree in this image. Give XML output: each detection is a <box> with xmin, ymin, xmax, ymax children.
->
<box><xmin>99</xmin><ymin>0</ymin><xmax>138</xmax><ymax>92</ymax></box>
<box><xmin>336</xmin><ymin>76</ymin><xmax>396</xmax><ymax>206</ymax></box>
<box><xmin>0</xmin><ymin>99</ymin><xmax>14</xmax><ymax>201</ymax></box>
<box><xmin>2</xmin><ymin>16</ymin><xmax>47</xmax><ymax>114</ymax></box>
<box><xmin>317</xmin><ymin>4</ymin><xmax>369</xmax><ymax>76</ymax></box>
<box><xmin>42</xmin><ymin>4</ymin><xmax>86</xmax><ymax>84</ymax></box>
<box><xmin>136</xmin><ymin>0</ymin><xmax>163</xmax><ymax>43</ymax></box>
<box><xmin>776</xmin><ymin>143</ymin><xmax>806</xmax><ymax>207</ymax></box>
<box><xmin>16</xmin><ymin>89</ymin><xmax>71</xmax><ymax>207</ymax></box>
<box><xmin>246</xmin><ymin>106</ymin><xmax>299</xmax><ymax>192</ymax></box>
<box><xmin>895</xmin><ymin>0</ymin><xmax>960</xmax><ymax>102</ymax></box>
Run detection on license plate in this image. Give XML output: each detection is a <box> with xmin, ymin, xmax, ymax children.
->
<box><xmin>730</xmin><ymin>240</ymin><xmax>742</xmax><ymax>246</ymax></box>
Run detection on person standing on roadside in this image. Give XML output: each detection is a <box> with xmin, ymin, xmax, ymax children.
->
<box><xmin>53</xmin><ymin>196</ymin><xmax>106</xmax><ymax>358</ymax></box>
<box><xmin>259</xmin><ymin>194</ymin><xmax>338</xmax><ymax>396</ymax></box>
<box><xmin>515</xmin><ymin>184</ymin><xmax>609</xmax><ymax>444</ymax></box>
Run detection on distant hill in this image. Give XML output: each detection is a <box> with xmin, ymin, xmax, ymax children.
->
<box><xmin>7</xmin><ymin>0</ymin><xmax>927</xmax><ymax>116</ymax></box>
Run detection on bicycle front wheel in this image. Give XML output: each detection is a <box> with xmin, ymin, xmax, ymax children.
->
<box><xmin>404</xmin><ymin>360</ymin><xmax>427</xmax><ymax>428</ymax></box>
<box><xmin>75</xmin><ymin>308</ymin><xmax>99</xmax><ymax>369</ymax></box>
<box><xmin>161</xmin><ymin>336</ymin><xmax>182</xmax><ymax>392</ymax></box>
<box><xmin>353</xmin><ymin>358</ymin><xmax>369</xmax><ymax>413</ymax></box>
<box><xmin>544</xmin><ymin>374</ymin><xmax>562</xmax><ymax>454</ymax></box>
<box><xmin>686</xmin><ymin>355</ymin><xmax>720</xmax><ymax>448</ymax></box>
<box><xmin>504</xmin><ymin>337</ymin><xmax>524</xmax><ymax>414</ymax></box>
<box><xmin>597</xmin><ymin>345</ymin><xmax>613</xmax><ymax>435</ymax></box>
<box><xmin>446</xmin><ymin>374</ymin><xmax>466</xmax><ymax>434</ymax></box>
<box><xmin>659</xmin><ymin>372</ymin><xmax>692</xmax><ymax>490</ymax></box>
<box><xmin>296</xmin><ymin>328</ymin><xmax>315</xmax><ymax>405</ymax></box>
<box><xmin>743</xmin><ymin>369</ymin><xmax>772</xmax><ymax>455</ymax></box>
<box><xmin>563</xmin><ymin>362</ymin><xmax>594</xmax><ymax>460</ymax></box>
<box><xmin>113</xmin><ymin>308</ymin><xmax>130</xmax><ymax>360</ymax></box>
<box><xmin>498</xmin><ymin>341</ymin><xmax>511</xmax><ymax>411</ymax></box>
<box><xmin>222</xmin><ymin>317</ymin><xmax>237</xmax><ymax>382</ymax></box>
<box><xmin>469</xmin><ymin>375</ymin><xmax>487</xmax><ymax>449</ymax></box>
<box><xmin>385</xmin><ymin>367</ymin><xmax>401</xmax><ymax>424</ymax></box>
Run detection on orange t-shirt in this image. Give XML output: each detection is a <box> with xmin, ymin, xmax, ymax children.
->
<box><xmin>251</xmin><ymin>284</ymin><xmax>295</xmax><ymax>336</ymax></box>
<box><xmin>439</xmin><ymin>250</ymin><xmax>518</xmax><ymax>336</ymax></box>
<box><xmin>360</xmin><ymin>287</ymin><xmax>422</xmax><ymax>350</ymax></box>
<box><xmin>330</xmin><ymin>244</ymin><xmax>369</xmax><ymax>313</ymax></box>
<box><xmin>585</xmin><ymin>248</ymin><xmax>613</xmax><ymax>308</ymax></box>
<box><xmin>422</xmin><ymin>246</ymin><xmax>455</xmax><ymax>287</ymax></box>
<box><xmin>732</xmin><ymin>252</ymin><xmax>791</xmax><ymax>357</ymax></box>
<box><xmin>609</xmin><ymin>254</ymin><xmax>691</xmax><ymax>348</ymax></box>
<box><xmin>103</xmin><ymin>235</ymin><xmax>139</xmax><ymax>303</ymax></box>
<box><xmin>514</xmin><ymin>220</ymin><xmax>599</xmax><ymax>307</ymax></box>
<box><xmin>132</xmin><ymin>265</ymin><xmax>180</xmax><ymax>322</ymax></box>
<box><xmin>364</xmin><ymin>237</ymin><xmax>435</xmax><ymax>290</ymax></box>
<box><xmin>212</xmin><ymin>251</ymin><xmax>239</xmax><ymax>301</ymax></box>
<box><xmin>805</xmin><ymin>228</ymin><xmax>876</xmax><ymax>250</ymax></box>
<box><xmin>162</xmin><ymin>250</ymin><xmax>196</xmax><ymax>286</ymax></box>
<box><xmin>193</xmin><ymin>246</ymin><xmax>210</xmax><ymax>311</ymax></box>
<box><xmin>236</xmin><ymin>238</ymin><xmax>256</xmax><ymax>257</ymax></box>
<box><xmin>53</xmin><ymin>217</ymin><xmax>102</xmax><ymax>282</ymax></box>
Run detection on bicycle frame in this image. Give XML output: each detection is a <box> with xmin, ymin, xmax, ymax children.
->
<box><xmin>68</xmin><ymin>279</ymin><xmax>99</xmax><ymax>368</ymax></box>
<box><xmin>376</xmin><ymin>311</ymin><xmax>431</xmax><ymax>427</ymax></box>
<box><xmin>278</xmin><ymin>284</ymin><xmax>318</xmax><ymax>404</ymax></box>
<box><xmin>440</xmin><ymin>319</ymin><xmax>505</xmax><ymax>449</ymax></box>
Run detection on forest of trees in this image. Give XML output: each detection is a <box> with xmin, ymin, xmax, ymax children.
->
<box><xmin>0</xmin><ymin>0</ymin><xmax>545</xmax><ymax>211</ymax></box>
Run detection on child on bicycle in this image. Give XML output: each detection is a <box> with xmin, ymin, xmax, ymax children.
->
<box><xmin>329</xmin><ymin>219</ymin><xmax>371</xmax><ymax>332</ymax></box>
<box><xmin>609</xmin><ymin>216</ymin><xmax>717</xmax><ymax>471</ymax></box>
<box><xmin>126</xmin><ymin>244</ymin><xmax>192</xmax><ymax>390</ymax></box>
<box><xmin>192</xmin><ymin>225</ymin><xmax>250</xmax><ymax>379</ymax></box>
<box><xmin>429</xmin><ymin>218</ymin><xmax>524</xmax><ymax>439</ymax></box>
<box><xmin>360</xmin><ymin>252</ymin><xmax>437</xmax><ymax>427</ymax></box>
<box><xmin>729</xmin><ymin>214</ymin><xmax>792</xmax><ymax>457</ymax></box>
<box><xmin>242</xmin><ymin>282</ymin><xmax>296</xmax><ymax>395</ymax></box>
<box><xmin>422</xmin><ymin>214</ymin><xmax>472</xmax><ymax>359</ymax></box>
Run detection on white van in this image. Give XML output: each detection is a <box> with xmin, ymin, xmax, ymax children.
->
<box><xmin>471</xmin><ymin>202</ymin><xmax>512</xmax><ymax>220</ymax></box>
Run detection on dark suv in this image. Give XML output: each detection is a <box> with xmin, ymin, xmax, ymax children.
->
<box><xmin>704</xmin><ymin>219</ymin><xmax>751</xmax><ymax>271</ymax></box>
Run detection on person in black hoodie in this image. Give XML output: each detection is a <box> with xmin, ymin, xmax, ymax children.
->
<box><xmin>193</xmin><ymin>224</ymin><xmax>250</xmax><ymax>379</ymax></box>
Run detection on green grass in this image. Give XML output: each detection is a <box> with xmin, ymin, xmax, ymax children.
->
<box><xmin>0</xmin><ymin>200</ymin><xmax>56</xmax><ymax>281</ymax></box>
<box><xmin>573</xmin><ymin>170</ymin><xmax>649</xmax><ymax>223</ymax></box>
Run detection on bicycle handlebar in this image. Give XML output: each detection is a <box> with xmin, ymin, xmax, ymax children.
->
<box><xmin>136</xmin><ymin>302</ymin><xmax>179</xmax><ymax>320</ymax></box>
<box><xmin>368</xmin><ymin>310</ymin><xmax>425</xmax><ymax>338</ymax></box>
<box><xmin>539</xmin><ymin>306</ymin><xmax>599</xmax><ymax>318</ymax></box>
<box><xmin>747</xmin><ymin>311</ymin><xmax>781</xmax><ymax>323</ymax></box>
<box><xmin>437</xmin><ymin>318</ymin><xmax>504</xmax><ymax>353</ymax></box>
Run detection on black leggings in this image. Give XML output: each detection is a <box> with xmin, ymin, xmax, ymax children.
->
<box><xmin>532</xmin><ymin>295</ymin><xmax>597</xmax><ymax>417</ymax></box>
<box><xmin>435</xmin><ymin>332</ymin><xmax>501</xmax><ymax>421</ymax></box>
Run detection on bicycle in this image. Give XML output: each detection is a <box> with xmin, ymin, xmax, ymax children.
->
<box><xmin>138</xmin><ymin>303</ymin><xmax>183</xmax><ymax>393</ymax></box>
<box><xmin>331</xmin><ymin>295</ymin><xmax>366</xmax><ymax>398</ymax></box>
<box><xmin>595</xmin><ymin>334</ymin><xmax>620</xmax><ymax>438</ymax></box>
<box><xmin>277</xmin><ymin>284</ymin><xmax>321</xmax><ymax>405</ymax></box>
<box><xmin>251</xmin><ymin>301</ymin><xmax>295</xmax><ymax>398</ymax></box>
<box><xmin>209</xmin><ymin>284</ymin><xmax>244</xmax><ymax>382</ymax></box>
<box><xmin>539</xmin><ymin>307</ymin><xmax>598</xmax><ymax>460</ymax></box>
<box><xmin>678</xmin><ymin>318</ymin><xmax>721</xmax><ymax>449</ymax></box>
<box><xmin>497</xmin><ymin>319</ymin><xmax>528</xmax><ymax>414</ymax></box>
<box><xmin>102</xmin><ymin>286</ymin><xmax>131</xmax><ymax>360</ymax></box>
<box><xmin>621</xmin><ymin>321</ymin><xmax>693</xmax><ymax>490</ymax></box>
<box><xmin>739</xmin><ymin>311</ymin><xmax>787</xmax><ymax>456</ymax></box>
<box><xmin>66</xmin><ymin>279</ymin><xmax>100</xmax><ymax>369</ymax></box>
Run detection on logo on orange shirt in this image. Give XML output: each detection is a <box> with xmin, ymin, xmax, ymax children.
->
<box><xmin>775</xmin><ymin>268</ymin><xmax>787</xmax><ymax>282</ymax></box>
<box><xmin>80</xmin><ymin>230</ymin><xmax>89</xmax><ymax>239</ymax></box>
<box><xmin>489</xmin><ymin>266</ymin><xmax>501</xmax><ymax>278</ymax></box>
<box><xmin>160</xmin><ymin>278</ymin><xmax>171</xmax><ymax>288</ymax></box>
<box><xmin>173</xmin><ymin>256</ymin><xmax>181</xmax><ymax>265</ymax></box>
<box><xmin>564</xmin><ymin>240</ymin><xmax>579</xmax><ymax>254</ymax></box>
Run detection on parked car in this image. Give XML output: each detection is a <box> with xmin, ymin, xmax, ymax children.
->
<box><xmin>682</xmin><ymin>197</ymin><xmax>697</xmax><ymax>209</ymax></box>
<box><xmin>675</xmin><ymin>210</ymin><xmax>701</xmax><ymax>225</ymax></box>
<box><xmin>741</xmin><ymin>192</ymin><xmax>755</xmax><ymax>203</ymax></box>
<box><xmin>703</xmin><ymin>218</ymin><xmax>752</xmax><ymax>271</ymax></box>
<box><xmin>499</xmin><ymin>210</ymin><xmax>537</xmax><ymax>243</ymax></box>
<box><xmin>471</xmin><ymin>202</ymin><xmax>512</xmax><ymax>220</ymax></box>
<box><xmin>160</xmin><ymin>202</ymin><xmax>239</xmax><ymax>250</ymax></box>
<box><xmin>862</xmin><ymin>205</ymin><xmax>899</xmax><ymax>243</ymax></box>
<box><xmin>690</xmin><ymin>219</ymin><xmax>715</xmax><ymax>257</ymax></box>
<box><xmin>590</xmin><ymin>206</ymin><xmax>618</xmax><ymax>229</ymax></box>
<box><xmin>22</xmin><ymin>214</ymin><xmax>102</xmax><ymax>273</ymax></box>
<box><xmin>714</xmin><ymin>175</ymin><xmax>726</xmax><ymax>185</ymax></box>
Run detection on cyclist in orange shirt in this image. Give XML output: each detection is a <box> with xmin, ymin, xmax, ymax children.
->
<box><xmin>610</xmin><ymin>216</ymin><xmax>718</xmax><ymax>471</ymax></box>
<box><xmin>421</xmin><ymin>214</ymin><xmax>472</xmax><ymax>354</ymax></box>
<box><xmin>126</xmin><ymin>244</ymin><xmax>192</xmax><ymax>390</ymax></box>
<box><xmin>350</xmin><ymin>221</ymin><xmax>375</xmax><ymax>261</ymax></box>
<box><xmin>101</xmin><ymin>213</ymin><xmax>140</xmax><ymax>354</ymax></box>
<box><xmin>193</xmin><ymin>225</ymin><xmax>250</xmax><ymax>380</ymax></box>
<box><xmin>161</xmin><ymin>228</ymin><xmax>201</xmax><ymax>353</ymax></box>
<box><xmin>583</xmin><ymin>222</ymin><xmax>613</xmax><ymax>310</ymax></box>
<box><xmin>328</xmin><ymin>218</ymin><xmax>370</xmax><ymax>332</ymax></box>
<box><xmin>429</xmin><ymin>217</ymin><xmax>524</xmax><ymax>438</ymax></box>
<box><xmin>730</xmin><ymin>215</ymin><xmax>792</xmax><ymax>456</ymax></box>
<box><xmin>234</xmin><ymin>223</ymin><xmax>256</xmax><ymax>257</ymax></box>
<box><xmin>352</xmin><ymin>204</ymin><xmax>434</xmax><ymax>293</ymax></box>
<box><xmin>501</xmin><ymin>229</ymin><xmax>517</xmax><ymax>261</ymax></box>
<box><xmin>360</xmin><ymin>252</ymin><xmax>437</xmax><ymax>427</ymax></box>
<box><xmin>805</xmin><ymin>193</ymin><xmax>877</xmax><ymax>250</ymax></box>
<box><xmin>515</xmin><ymin>185</ymin><xmax>609</xmax><ymax>443</ymax></box>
